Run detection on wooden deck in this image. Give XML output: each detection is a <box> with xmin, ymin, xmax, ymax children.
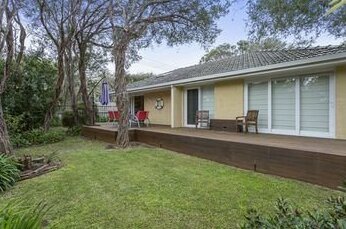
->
<box><xmin>82</xmin><ymin>125</ymin><xmax>346</xmax><ymax>189</ymax></box>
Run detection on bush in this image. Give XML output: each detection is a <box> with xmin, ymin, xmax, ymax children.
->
<box><xmin>11</xmin><ymin>128</ymin><xmax>66</xmax><ymax>148</ymax></box>
<box><xmin>66</xmin><ymin>126</ymin><xmax>82</xmax><ymax>136</ymax></box>
<box><xmin>0</xmin><ymin>202</ymin><xmax>47</xmax><ymax>229</ymax></box>
<box><xmin>51</xmin><ymin>115</ymin><xmax>62</xmax><ymax>127</ymax></box>
<box><xmin>240</xmin><ymin>197</ymin><xmax>346</xmax><ymax>228</ymax></box>
<box><xmin>5</xmin><ymin>114</ymin><xmax>26</xmax><ymax>135</ymax></box>
<box><xmin>23</xmin><ymin>128</ymin><xmax>65</xmax><ymax>146</ymax></box>
<box><xmin>62</xmin><ymin>111</ymin><xmax>75</xmax><ymax>128</ymax></box>
<box><xmin>0</xmin><ymin>155</ymin><xmax>20</xmax><ymax>192</ymax></box>
<box><xmin>2</xmin><ymin>55</ymin><xmax>57</xmax><ymax>131</ymax></box>
<box><xmin>96</xmin><ymin>116</ymin><xmax>108</xmax><ymax>123</ymax></box>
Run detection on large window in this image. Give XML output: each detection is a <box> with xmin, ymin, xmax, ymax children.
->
<box><xmin>246</xmin><ymin>74</ymin><xmax>334</xmax><ymax>137</ymax></box>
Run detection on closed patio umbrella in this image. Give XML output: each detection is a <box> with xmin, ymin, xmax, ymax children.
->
<box><xmin>100</xmin><ymin>81</ymin><xmax>110</xmax><ymax>105</ymax></box>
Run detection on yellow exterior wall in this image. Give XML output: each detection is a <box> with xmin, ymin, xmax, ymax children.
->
<box><xmin>336</xmin><ymin>65</ymin><xmax>346</xmax><ymax>139</ymax></box>
<box><xmin>171</xmin><ymin>86</ymin><xmax>183</xmax><ymax>127</ymax></box>
<box><xmin>144</xmin><ymin>90</ymin><xmax>171</xmax><ymax>125</ymax></box>
<box><xmin>214</xmin><ymin>79</ymin><xmax>244</xmax><ymax>119</ymax></box>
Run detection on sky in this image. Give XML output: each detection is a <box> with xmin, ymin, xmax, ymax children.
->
<box><xmin>127</xmin><ymin>2</ymin><xmax>344</xmax><ymax>75</ymax></box>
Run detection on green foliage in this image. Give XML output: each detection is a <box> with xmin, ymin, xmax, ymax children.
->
<box><xmin>0</xmin><ymin>202</ymin><xmax>47</xmax><ymax>229</ymax></box>
<box><xmin>247</xmin><ymin>0</ymin><xmax>346</xmax><ymax>42</ymax></box>
<box><xmin>126</xmin><ymin>72</ymin><xmax>154</xmax><ymax>83</ymax></box>
<box><xmin>62</xmin><ymin>111</ymin><xmax>75</xmax><ymax>128</ymax></box>
<box><xmin>200</xmin><ymin>38</ymin><xmax>287</xmax><ymax>63</ymax></box>
<box><xmin>200</xmin><ymin>43</ymin><xmax>238</xmax><ymax>63</ymax></box>
<box><xmin>3</xmin><ymin>55</ymin><xmax>57</xmax><ymax>132</ymax></box>
<box><xmin>11</xmin><ymin>128</ymin><xmax>65</xmax><ymax>148</ymax></box>
<box><xmin>66</xmin><ymin>126</ymin><xmax>81</xmax><ymax>136</ymax></box>
<box><xmin>23</xmin><ymin>129</ymin><xmax>65</xmax><ymax>146</ymax></box>
<box><xmin>241</xmin><ymin>197</ymin><xmax>346</xmax><ymax>228</ymax></box>
<box><xmin>0</xmin><ymin>155</ymin><xmax>20</xmax><ymax>192</ymax></box>
<box><xmin>4</xmin><ymin>114</ymin><xmax>26</xmax><ymax>135</ymax></box>
<box><xmin>96</xmin><ymin>116</ymin><xmax>108</xmax><ymax>123</ymax></box>
<box><xmin>50</xmin><ymin>116</ymin><xmax>62</xmax><ymax>127</ymax></box>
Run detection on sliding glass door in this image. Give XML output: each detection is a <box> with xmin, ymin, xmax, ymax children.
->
<box><xmin>246</xmin><ymin>73</ymin><xmax>334</xmax><ymax>137</ymax></box>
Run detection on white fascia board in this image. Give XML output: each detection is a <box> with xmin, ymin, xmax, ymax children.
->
<box><xmin>126</xmin><ymin>52</ymin><xmax>346</xmax><ymax>93</ymax></box>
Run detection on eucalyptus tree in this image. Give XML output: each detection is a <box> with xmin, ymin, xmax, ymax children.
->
<box><xmin>200</xmin><ymin>43</ymin><xmax>239</xmax><ymax>63</ymax></box>
<box><xmin>108</xmin><ymin>0</ymin><xmax>231</xmax><ymax>147</ymax></box>
<box><xmin>74</xmin><ymin>0</ymin><xmax>111</xmax><ymax>125</ymax></box>
<box><xmin>31</xmin><ymin>0</ymin><xmax>81</xmax><ymax>131</ymax></box>
<box><xmin>64</xmin><ymin>40</ymin><xmax>78</xmax><ymax>124</ymax></box>
<box><xmin>0</xmin><ymin>0</ymin><xmax>26</xmax><ymax>154</ymax></box>
<box><xmin>246</xmin><ymin>0</ymin><xmax>346</xmax><ymax>42</ymax></box>
<box><xmin>199</xmin><ymin>38</ymin><xmax>288</xmax><ymax>63</ymax></box>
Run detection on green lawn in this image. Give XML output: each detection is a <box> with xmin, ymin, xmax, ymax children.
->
<box><xmin>0</xmin><ymin>137</ymin><xmax>343</xmax><ymax>228</ymax></box>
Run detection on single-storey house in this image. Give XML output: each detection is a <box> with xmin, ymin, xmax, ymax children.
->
<box><xmin>124</xmin><ymin>45</ymin><xmax>346</xmax><ymax>139</ymax></box>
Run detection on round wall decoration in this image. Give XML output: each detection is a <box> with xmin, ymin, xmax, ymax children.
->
<box><xmin>155</xmin><ymin>98</ymin><xmax>164</xmax><ymax>110</ymax></box>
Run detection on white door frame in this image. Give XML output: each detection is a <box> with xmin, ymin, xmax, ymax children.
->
<box><xmin>184</xmin><ymin>87</ymin><xmax>201</xmax><ymax>127</ymax></box>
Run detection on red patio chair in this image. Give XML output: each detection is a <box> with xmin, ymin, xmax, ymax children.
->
<box><xmin>133</xmin><ymin>111</ymin><xmax>150</xmax><ymax>128</ymax></box>
<box><xmin>108</xmin><ymin>111</ymin><xmax>120</xmax><ymax>125</ymax></box>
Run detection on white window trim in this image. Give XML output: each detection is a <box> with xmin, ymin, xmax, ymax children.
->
<box><xmin>183</xmin><ymin>87</ymin><xmax>201</xmax><ymax>127</ymax></box>
<box><xmin>245</xmin><ymin>72</ymin><xmax>336</xmax><ymax>138</ymax></box>
<box><xmin>268</xmin><ymin>80</ymin><xmax>272</xmax><ymax>131</ymax></box>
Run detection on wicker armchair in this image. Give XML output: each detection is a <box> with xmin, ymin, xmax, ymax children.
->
<box><xmin>236</xmin><ymin>110</ymin><xmax>259</xmax><ymax>133</ymax></box>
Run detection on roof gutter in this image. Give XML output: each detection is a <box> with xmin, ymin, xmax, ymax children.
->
<box><xmin>127</xmin><ymin>52</ymin><xmax>346</xmax><ymax>93</ymax></box>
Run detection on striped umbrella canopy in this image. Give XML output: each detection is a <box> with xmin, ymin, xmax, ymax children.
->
<box><xmin>100</xmin><ymin>81</ymin><xmax>110</xmax><ymax>105</ymax></box>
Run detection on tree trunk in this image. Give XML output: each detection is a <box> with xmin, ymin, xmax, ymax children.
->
<box><xmin>44</xmin><ymin>48</ymin><xmax>65</xmax><ymax>131</ymax></box>
<box><xmin>114</xmin><ymin>42</ymin><xmax>130</xmax><ymax>148</ymax></box>
<box><xmin>0</xmin><ymin>98</ymin><xmax>12</xmax><ymax>155</ymax></box>
<box><xmin>0</xmin><ymin>11</ymin><xmax>14</xmax><ymax>155</ymax></box>
<box><xmin>65</xmin><ymin>49</ymin><xmax>78</xmax><ymax>124</ymax></box>
<box><xmin>78</xmin><ymin>43</ymin><xmax>94</xmax><ymax>125</ymax></box>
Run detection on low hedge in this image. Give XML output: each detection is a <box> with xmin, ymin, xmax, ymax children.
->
<box><xmin>11</xmin><ymin>128</ymin><xmax>66</xmax><ymax>148</ymax></box>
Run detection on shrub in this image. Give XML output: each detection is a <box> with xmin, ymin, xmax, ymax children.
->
<box><xmin>23</xmin><ymin>128</ymin><xmax>65</xmax><ymax>146</ymax></box>
<box><xmin>66</xmin><ymin>126</ymin><xmax>82</xmax><ymax>136</ymax></box>
<box><xmin>2</xmin><ymin>55</ymin><xmax>57</xmax><ymax>131</ymax></box>
<box><xmin>11</xmin><ymin>128</ymin><xmax>65</xmax><ymax>148</ymax></box>
<box><xmin>240</xmin><ymin>197</ymin><xmax>346</xmax><ymax>228</ymax></box>
<box><xmin>62</xmin><ymin>111</ymin><xmax>75</xmax><ymax>128</ymax></box>
<box><xmin>5</xmin><ymin>114</ymin><xmax>26</xmax><ymax>134</ymax></box>
<box><xmin>51</xmin><ymin>115</ymin><xmax>62</xmax><ymax>127</ymax></box>
<box><xmin>0</xmin><ymin>202</ymin><xmax>48</xmax><ymax>229</ymax></box>
<box><xmin>96</xmin><ymin>116</ymin><xmax>108</xmax><ymax>123</ymax></box>
<box><xmin>0</xmin><ymin>155</ymin><xmax>20</xmax><ymax>192</ymax></box>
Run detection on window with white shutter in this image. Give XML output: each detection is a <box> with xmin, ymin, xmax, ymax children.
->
<box><xmin>248</xmin><ymin>82</ymin><xmax>268</xmax><ymax>129</ymax></box>
<box><xmin>300</xmin><ymin>75</ymin><xmax>329</xmax><ymax>133</ymax></box>
<box><xmin>272</xmin><ymin>78</ymin><xmax>296</xmax><ymax>130</ymax></box>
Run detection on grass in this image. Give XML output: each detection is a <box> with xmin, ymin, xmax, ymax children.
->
<box><xmin>0</xmin><ymin>137</ymin><xmax>343</xmax><ymax>228</ymax></box>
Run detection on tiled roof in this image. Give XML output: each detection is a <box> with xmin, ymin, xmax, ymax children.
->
<box><xmin>128</xmin><ymin>45</ymin><xmax>346</xmax><ymax>89</ymax></box>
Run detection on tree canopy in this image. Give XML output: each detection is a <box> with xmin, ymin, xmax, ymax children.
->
<box><xmin>200</xmin><ymin>38</ymin><xmax>287</xmax><ymax>63</ymax></box>
<box><xmin>246</xmin><ymin>0</ymin><xmax>346</xmax><ymax>42</ymax></box>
